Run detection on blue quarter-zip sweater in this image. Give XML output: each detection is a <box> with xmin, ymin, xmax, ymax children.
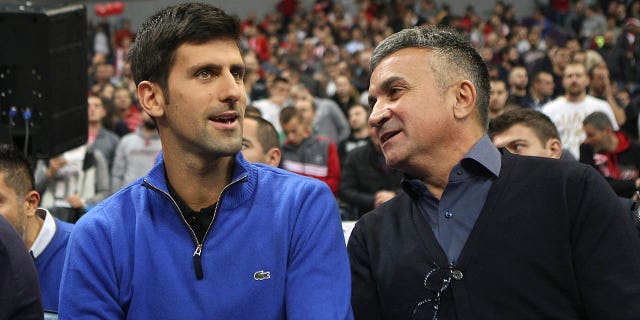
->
<box><xmin>59</xmin><ymin>153</ymin><xmax>353</xmax><ymax>319</ymax></box>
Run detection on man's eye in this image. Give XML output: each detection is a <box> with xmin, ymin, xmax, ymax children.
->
<box><xmin>232</xmin><ymin>71</ymin><xmax>244</xmax><ymax>81</ymax></box>
<box><xmin>197</xmin><ymin>70</ymin><xmax>212</xmax><ymax>79</ymax></box>
<box><xmin>368</xmin><ymin>98</ymin><xmax>376</xmax><ymax>109</ymax></box>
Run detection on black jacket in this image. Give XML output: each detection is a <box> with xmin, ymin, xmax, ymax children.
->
<box><xmin>348</xmin><ymin>152</ymin><xmax>640</xmax><ymax>319</ymax></box>
<box><xmin>0</xmin><ymin>215</ymin><xmax>42</xmax><ymax>319</ymax></box>
<box><xmin>338</xmin><ymin>141</ymin><xmax>402</xmax><ymax>218</ymax></box>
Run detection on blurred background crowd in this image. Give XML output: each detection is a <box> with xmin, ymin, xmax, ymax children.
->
<box><xmin>41</xmin><ymin>0</ymin><xmax>640</xmax><ymax>223</ymax></box>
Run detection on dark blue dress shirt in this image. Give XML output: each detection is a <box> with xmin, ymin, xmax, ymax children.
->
<box><xmin>403</xmin><ymin>135</ymin><xmax>501</xmax><ymax>265</ymax></box>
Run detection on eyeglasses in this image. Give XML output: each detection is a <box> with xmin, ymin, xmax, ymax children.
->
<box><xmin>412</xmin><ymin>263</ymin><xmax>454</xmax><ymax>320</ymax></box>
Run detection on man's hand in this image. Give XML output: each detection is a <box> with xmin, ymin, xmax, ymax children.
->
<box><xmin>46</xmin><ymin>156</ymin><xmax>67</xmax><ymax>178</ymax></box>
<box><xmin>66</xmin><ymin>194</ymin><xmax>84</xmax><ymax>209</ymax></box>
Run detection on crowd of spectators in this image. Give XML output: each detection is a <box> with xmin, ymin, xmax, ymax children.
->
<box><xmin>6</xmin><ymin>2</ymin><xmax>640</xmax><ymax>318</ymax></box>
<box><xmin>61</xmin><ymin>0</ymin><xmax>640</xmax><ymax>223</ymax></box>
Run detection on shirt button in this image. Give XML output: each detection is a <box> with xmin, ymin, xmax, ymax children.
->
<box><xmin>452</xmin><ymin>270</ymin><xmax>463</xmax><ymax>280</ymax></box>
<box><xmin>456</xmin><ymin>170</ymin><xmax>463</xmax><ymax>175</ymax></box>
<box><xmin>444</xmin><ymin>211</ymin><xmax>453</xmax><ymax>219</ymax></box>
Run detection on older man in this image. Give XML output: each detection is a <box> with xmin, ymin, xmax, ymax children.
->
<box><xmin>348</xmin><ymin>25</ymin><xmax>640</xmax><ymax>319</ymax></box>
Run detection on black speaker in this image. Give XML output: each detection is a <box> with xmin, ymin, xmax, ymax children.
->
<box><xmin>0</xmin><ymin>2</ymin><xmax>88</xmax><ymax>158</ymax></box>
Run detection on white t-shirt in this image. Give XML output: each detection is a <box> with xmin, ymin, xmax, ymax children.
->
<box><xmin>252</xmin><ymin>99</ymin><xmax>284</xmax><ymax>134</ymax></box>
<box><xmin>54</xmin><ymin>145</ymin><xmax>87</xmax><ymax>207</ymax></box>
<box><xmin>542</xmin><ymin>95</ymin><xmax>619</xmax><ymax>159</ymax></box>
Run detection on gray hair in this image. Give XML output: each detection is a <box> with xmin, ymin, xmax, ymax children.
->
<box><xmin>583</xmin><ymin>111</ymin><xmax>613</xmax><ymax>131</ymax></box>
<box><xmin>370</xmin><ymin>25</ymin><xmax>490</xmax><ymax>129</ymax></box>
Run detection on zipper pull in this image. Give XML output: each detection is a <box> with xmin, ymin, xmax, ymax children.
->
<box><xmin>193</xmin><ymin>244</ymin><xmax>203</xmax><ymax>280</ymax></box>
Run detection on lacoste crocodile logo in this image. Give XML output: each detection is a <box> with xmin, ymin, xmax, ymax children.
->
<box><xmin>254</xmin><ymin>270</ymin><xmax>271</xmax><ymax>281</ymax></box>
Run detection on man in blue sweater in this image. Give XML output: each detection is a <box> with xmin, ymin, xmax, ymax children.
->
<box><xmin>58</xmin><ymin>3</ymin><xmax>352</xmax><ymax>319</ymax></box>
<box><xmin>0</xmin><ymin>144</ymin><xmax>73</xmax><ymax>313</ymax></box>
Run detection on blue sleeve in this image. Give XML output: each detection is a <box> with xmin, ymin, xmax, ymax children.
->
<box><xmin>58</xmin><ymin>208</ymin><xmax>126</xmax><ymax>319</ymax></box>
<box><xmin>285</xmin><ymin>180</ymin><xmax>354</xmax><ymax>320</ymax></box>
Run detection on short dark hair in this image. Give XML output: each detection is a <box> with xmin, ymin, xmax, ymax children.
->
<box><xmin>127</xmin><ymin>3</ymin><xmax>240</xmax><ymax>100</ymax></box>
<box><xmin>582</xmin><ymin>111</ymin><xmax>613</xmax><ymax>130</ymax></box>
<box><xmin>245</xmin><ymin>105</ymin><xmax>262</xmax><ymax>117</ymax></box>
<box><xmin>95</xmin><ymin>94</ymin><xmax>118</xmax><ymax>130</ymax></box>
<box><xmin>370</xmin><ymin>25</ymin><xmax>490</xmax><ymax>129</ymax></box>
<box><xmin>508</xmin><ymin>65</ymin><xmax>527</xmax><ymax>76</ymax></box>
<box><xmin>245</xmin><ymin>116</ymin><xmax>280</xmax><ymax>153</ymax></box>
<box><xmin>588</xmin><ymin>64</ymin><xmax>608</xmax><ymax>78</ymax></box>
<box><xmin>348</xmin><ymin>103</ymin><xmax>371</xmax><ymax>115</ymax></box>
<box><xmin>490</xmin><ymin>76</ymin><xmax>506</xmax><ymax>86</ymax></box>
<box><xmin>488</xmin><ymin>108</ymin><xmax>560</xmax><ymax>145</ymax></box>
<box><xmin>270</xmin><ymin>76</ymin><xmax>289</xmax><ymax>88</ymax></box>
<box><xmin>0</xmin><ymin>144</ymin><xmax>34</xmax><ymax>197</ymax></box>
<box><xmin>279</xmin><ymin>106</ymin><xmax>302</xmax><ymax>126</ymax></box>
<box><xmin>531</xmin><ymin>70</ymin><xmax>552</xmax><ymax>83</ymax></box>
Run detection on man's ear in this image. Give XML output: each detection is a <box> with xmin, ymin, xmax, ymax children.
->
<box><xmin>452</xmin><ymin>80</ymin><xmax>477</xmax><ymax>121</ymax></box>
<box><xmin>546</xmin><ymin>138</ymin><xmax>563</xmax><ymax>159</ymax></box>
<box><xmin>24</xmin><ymin>190</ymin><xmax>40</xmax><ymax>216</ymax></box>
<box><xmin>265</xmin><ymin>147</ymin><xmax>282</xmax><ymax>168</ymax></box>
<box><xmin>138</xmin><ymin>81</ymin><xmax>166</xmax><ymax>119</ymax></box>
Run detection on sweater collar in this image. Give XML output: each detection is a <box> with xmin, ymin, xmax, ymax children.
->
<box><xmin>144</xmin><ymin>152</ymin><xmax>255</xmax><ymax>210</ymax></box>
<box><xmin>402</xmin><ymin>135</ymin><xmax>501</xmax><ymax>198</ymax></box>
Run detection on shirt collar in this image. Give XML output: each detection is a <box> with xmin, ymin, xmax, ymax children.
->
<box><xmin>402</xmin><ymin>135</ymin><xmax>501</xmax><ymax>198</ymax></box>
<box><xmin>462</xmin><ymin>135</ymin><xmax>501</xmax><ymax>177</ymax></box>
<box><xmin>30</xmin><ymin>208</ymin><xmax>56</xmax><ymax>259</ymax></box>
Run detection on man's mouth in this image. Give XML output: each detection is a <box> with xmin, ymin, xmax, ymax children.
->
<box><xmin>210</xmin><ymin>115</ymin><xmax>238</xmax><ymax>124</ymax></box>
<box><xmin>379</xmin><ymin>130</ymin><xmax>400</xmax><ymax>143</ymax></box>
